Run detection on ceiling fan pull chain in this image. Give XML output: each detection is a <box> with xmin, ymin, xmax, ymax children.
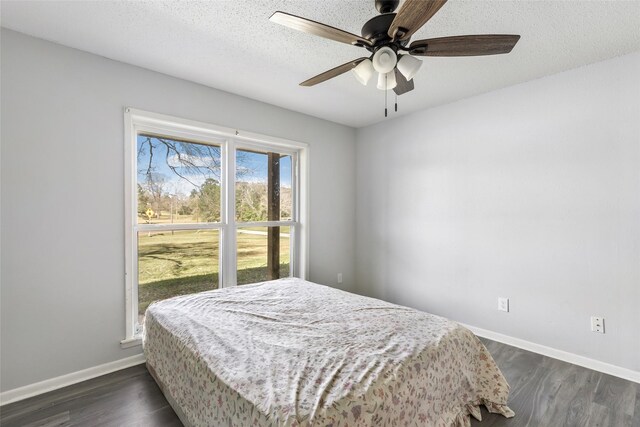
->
<box><xmin>384</xmin><ymin>74</ymin><xmax>388</xmax><ymax>117</ymax></box>
<box><xmin>395</xmin><ymin>93</ymin><xmax>398</xmax><ymax>113</ymax></box>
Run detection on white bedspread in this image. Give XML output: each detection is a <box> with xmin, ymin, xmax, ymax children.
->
<box><xmin>144</xmin><ymin>278</ymin><xmax>513</xmax><ymax>426</ymax></box>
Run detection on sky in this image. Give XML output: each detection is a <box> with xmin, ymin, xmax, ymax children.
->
<box><xmin>137</xmin><ymin>135</ymin><xmax>292</xmax><ymax>197</ymax></box>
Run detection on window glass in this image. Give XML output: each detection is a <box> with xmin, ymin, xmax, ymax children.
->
<box><xmin>137</xmin><ymin>134</ymin><xmax>221</xmax><ymax>224</ymax></box>
<box><xmin>236</xmin><ymin>227</ymin><xmax>290</xmax><ymax>285</ymax></box>
<box><xmin>137</xmin><ymin>229</ymin><xmax>219</xmax><ymax>323</ymax></box>
<box><xmin>235</xmin><ymin>149</ymin><xmax>293</xmax><ymax>222</ymax></box>
<box><xmin>280</xmin><ymin>155</ymin><xmax>293</xmax><ymax>221</ymax></box>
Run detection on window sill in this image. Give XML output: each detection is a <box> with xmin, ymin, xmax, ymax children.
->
<box><xmin>120</xmin><ymin>337</ymin><xmax>142</xmax><ymax>349</ymax></box>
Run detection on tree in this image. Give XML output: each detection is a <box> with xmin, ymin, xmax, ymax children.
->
<box><xmin>196</xmin><ymin>178</ymin><xmax>221</xmax><ymax>222</ymax></box>
<box><xmin>178</xmin><ymin>204</ymin><xmax>192</xmax><ymax>216</ymax></box>
<box><xmin>144</xmin><ymin>172</ymin><xmax>167</xmax><ymax>215</ymax></box>
<box><xmin>137</xmin><ymin>184</ymin><xmax>151</xmax><ymax>217</ymax></box>
<box><xmin>236</xmin><ymin>182</ymin><xmax>267</xmax><ymax>222</ymax></box>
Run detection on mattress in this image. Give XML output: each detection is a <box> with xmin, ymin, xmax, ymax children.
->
<box><xmin>143</xmin><ymin>278</ymin><xmax>514</xmax><ymax>427</ymax></box>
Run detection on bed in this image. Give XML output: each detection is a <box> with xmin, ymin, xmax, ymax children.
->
<box><xmin>143</xmin><ymin>278</ymin><xmax>514</xmax><ymax>427</ymax></box>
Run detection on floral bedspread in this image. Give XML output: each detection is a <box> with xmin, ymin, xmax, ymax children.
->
<box><xmin>143</xmin><ymin>278</ymin><xmax>514</xmax><ymax>427</ymax></box>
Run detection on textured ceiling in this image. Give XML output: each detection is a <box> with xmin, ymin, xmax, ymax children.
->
<box><xmin>2</xmin><ymin>1</ymin><xmax>640</xmax><ymax>128</ymax></box>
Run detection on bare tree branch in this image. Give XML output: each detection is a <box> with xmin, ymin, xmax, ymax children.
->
<box><xmin>162</xmin><ymin>141</ymin><xmax>203</xmax><ymax>189</ymax></box>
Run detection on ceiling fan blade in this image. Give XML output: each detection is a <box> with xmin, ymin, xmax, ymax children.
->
<box><xmin>270</xmin><ymin>12</ymin><xmax>372</xmax><ymax>47</ymax></box>
<box><xmin>300</xmin><ymin>57</ymin><xmax>368</xmax><ymax>87</ymax></box>
<box><xmin>393</xmin><ymin>69</ymin><xmax>414</xmax><ymax>95</ymax></box>
<box><xmin>388</xmin><ymin>0</ymin><xmax>448</xmax><ymax>41</ymax></box>
<box><xmin>409</xmin><ymin>35</ymin><xmax>521</xmax><ymax>56</ymax></box>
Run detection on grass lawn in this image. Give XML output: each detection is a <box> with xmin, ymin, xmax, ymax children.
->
<box><xmin>137</xmin><ymin>228</ymin><xmax>290</xmax><ymax>315</ymax></box>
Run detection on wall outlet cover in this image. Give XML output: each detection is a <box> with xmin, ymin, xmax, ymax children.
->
<box><xmin>591</xmin><ymin>316</ymin><xmax>605</xmax><ymax>333</ymax></box>
<box><xmin>498</xmin><ymin>297</ymin><xmax>509</xmax><ymax>312</ymax></box>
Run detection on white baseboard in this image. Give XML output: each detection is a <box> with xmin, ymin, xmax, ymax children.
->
<box><xmin>0</xmin><ymin>353</ymin><xmax>146</xmax><ymax>406</ymax></box>
<box><xmin>461</xmin><ymin>322</ymin><xmax>640</xmax><ymax>384</ymax></box>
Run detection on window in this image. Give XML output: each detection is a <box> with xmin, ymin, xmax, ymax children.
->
<box><xmin>235</xmin><ymin>149</ymin><xmax>293</xmax><ymax>285</ymax></box>
<box><xmin>123</xmin><ymin>109</ymin><xmax>308</xmax><ymax>345</ymax></box>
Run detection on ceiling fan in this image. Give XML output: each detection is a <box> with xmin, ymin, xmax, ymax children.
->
<box><xmin>270</xmin><ymin>0</ymin><xmax>520</xmax><ymax>102</ymax></box>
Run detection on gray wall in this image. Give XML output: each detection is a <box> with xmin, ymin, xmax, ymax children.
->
<box><xmin>356</xmin><ymin>52</ymin><xmax>640</xmax><ymax>372</ymax></box>
<box><xmin>0</xmin><ymin>29</ymin><xmax>356</xmax><ymax>391</ymax></box>
<box><xmin>2</xmin><ymin>26</ymin><xmax>638</xmax><ymax>393</ymax></box>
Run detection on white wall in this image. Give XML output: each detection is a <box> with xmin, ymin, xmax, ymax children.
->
<box><xmin>356</xmin><ymin>52</ymin><xmax>640</xmax><ymax>372</ymax></box>
<box><xmin>0</xmin><ymin>29</ymin><xmax>356</xmax><ymax>392</ymax></box>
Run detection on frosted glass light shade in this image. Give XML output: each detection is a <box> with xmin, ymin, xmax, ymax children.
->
<box><xmin>352</xmin><ymin>59</ymin><xmax>374</xmax><ymax>85</ymax></box>
<box><xmin>372</xmin><ymin>46</ymin><xmax>397</xmax><ymax>73</ymax></box>
<box><xmin>377</xmin><ymin>71</ymin><xmax>397</xmax><ymax>91</ymax></box>
<box><xmin>397</xmin><ymin>55</ymin><xmax>422</xmax><ymax>81</ymax></box>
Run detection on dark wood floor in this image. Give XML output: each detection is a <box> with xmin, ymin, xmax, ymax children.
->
<box><xmin>471</xmin><ymin>339</ymin><xmax>638</xmax><ymax>427</ymax></box>
<box><xmin>1</xmin><ymin>338</ymin><xmax>638</xmax><ymax>426</ymax></box>
<box><xmin>0</xmin><ymin>364</ymin><xmax>182</xmax><ymax>427</ymax></box>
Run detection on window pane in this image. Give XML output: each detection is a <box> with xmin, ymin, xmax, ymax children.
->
<box><xmin>137</xmin><ymin>229</ymin><xmax>219</xmax><ymax>324</ymax></box>
<box><xmin>137</xmin><ymin>134</ymin><xmax>221</xmax><ymax>224</ymax></box>
<box><xmin>280</xmin><ymin>155</ymin><xmax>293</xmax><ymax>221</ymax></box>
<box><xmin>236</xmin><ymin>149</ymin><xmax>293</xmax><ymax>222</ymax></box>
<box><xmin>237</xmin><ymin>227</ymin><xmax>290</xmax><ymax>285</ymax></box>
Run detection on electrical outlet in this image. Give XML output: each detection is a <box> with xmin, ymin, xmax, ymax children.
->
<box><xmin>498</xmin><ymin>297</ymin><xmax>509</xmax><ymax>312</ymax></box>
<box><xmin>337</xmin><ymin>273</ymin><xmax>343</xmax><ymax>284</ymax></box>
<box><xmin>591</xmin><ymin>316</ymin><xmax>604</xmax><ymax>333</ymax></box>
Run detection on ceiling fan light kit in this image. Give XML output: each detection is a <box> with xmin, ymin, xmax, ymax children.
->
<box><xmin>377</xmin><ymin>71</ymin><xmax>397</xmax><ymax>91</ymax></box>
<box><xmin>397</xmin><ymin>54</ymin><xmax>423</xmax><ymax>81</ymax></box>
<box><xmin>372</xmin><ymin>46</ymin><xmax>397</xmax><ymax>74</ymax></box>
<box><xmin>353</xmin><ymin>58</ymin><xmax>375</xmax><ymax>85</ymax></box>
<box><xmin>270</xmin><ymin>0</ymin><xmax>521</xmax><ymax>116</ymax></box>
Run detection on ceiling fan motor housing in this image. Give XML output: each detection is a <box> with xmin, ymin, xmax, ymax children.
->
<box><xmin>361</xmin><ymin>13</ymin><xmax>411</xmax><ymax>51</ymax></box>
<box><xmin>375</xmin><ymin>0</ymin><xmax>399</xmax><ymax>14</ymax></box>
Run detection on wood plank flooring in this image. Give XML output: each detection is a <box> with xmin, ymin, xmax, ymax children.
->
<box><xmin>1</xmin><ymin>338</ymin><xmax>638</xmax><ymax>426</ymax></box>
<box><xmin>471</xmin><ymin>339</ymin><xmax>639</xmax><ymax>427</ymax></box>
<box><xmin>0</xmin><ymin>364</ymin><xmax>182</xmax><ymax>427</ymax></box>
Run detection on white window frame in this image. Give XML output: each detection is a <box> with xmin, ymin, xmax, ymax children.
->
<box><xmin>122</xmin><ymin>108</ymin><xmax>309</xmax><ymax>347</ymax></box>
